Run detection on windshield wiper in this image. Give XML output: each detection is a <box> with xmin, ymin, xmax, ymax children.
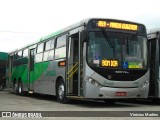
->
<box><xmin>101</xmin><ymin>29</ymin><xmax>114</xmax><ymax>48</ymax></box>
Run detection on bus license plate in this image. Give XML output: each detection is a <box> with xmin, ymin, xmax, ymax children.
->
<box><xmin>115</xmin><ymin>92</ymin><xmax>127</xmax><ymax>96</ymax></box>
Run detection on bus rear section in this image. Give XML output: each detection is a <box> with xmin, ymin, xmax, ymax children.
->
<box><xmin>147</xmin><ymin>28</ymin><xmax>160</xmax><ymax>99</ymax></box>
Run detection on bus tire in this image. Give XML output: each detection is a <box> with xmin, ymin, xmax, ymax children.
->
<box><xmin>18</xmin><ymin>81</ymin><xmax>24</xmax><ymax>96</ymax></box>
<box><xmin>0</xmin><ymin>82</ymin><xmax>5</xmax><ymax>91</ymax></box>
<box><xmin>14</xmin><ymin>81</ymin><xmax>19</xmax><ymax>95</ymax></box>
<box><xmin>56</xmin><ymin>79</ymin><xmax>69</xmax><ymax>104</ymax></box>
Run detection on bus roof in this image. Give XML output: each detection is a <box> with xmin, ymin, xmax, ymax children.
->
<box><xmin>147</xmin><ymin>27</ymin><xmax>160</xmax><ymax>34</ymax></box>
<box><xmin>9</xmin><ymin>18</ymin><xmax>146</xmax><ymax>54</ymax></box>
<box><xmin>0</xmin><ymin>52</ymin><xmax>8</xmax><ymax>60</ymax></box>
<box><xmin>10</xmin><ymin>18</ymin><xmax>90</xmax><ymax>53</ymax></box>
<box><xmin>147</xmin><ymin>27</ymin><xmax>160</xmax><ymax>39</ymax></box>
<box><xmin>40</xmin><ymin>18</ymin><xmax>144</xmax><ymax>41</ymax></box>
<box><xmin>39</xmin><ymin>18</ymin><xmax>90</xmax><ymax>41</ymax></box>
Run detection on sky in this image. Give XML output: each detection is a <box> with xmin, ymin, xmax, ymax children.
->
<box><xmin>0</xmin><ymin>0</ymin><xmax>160</xmax><ymax>52</ymax></box>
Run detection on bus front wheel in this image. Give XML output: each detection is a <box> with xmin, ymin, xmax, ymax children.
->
<box><xmin>56</xmin><ymin>79</ymin><xmax>69</xmax><ymax>104</ymax></box>
<box><xmin>18</xmin><ymin>81</ymin><xmax>24</xmax><ymax>96</ymax></box>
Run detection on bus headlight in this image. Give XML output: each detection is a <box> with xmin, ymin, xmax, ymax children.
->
<box><xmin>140</xmin><ymin>81</ymin><xmax>149</xmax><ymax>89</ymax></box>
<box><xmin>88</xmin><ymin>78</ymin><xmax>102</xmax><ymax>88</ymax></box>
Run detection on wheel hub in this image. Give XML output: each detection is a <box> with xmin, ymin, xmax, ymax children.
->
<box><xmin>58</xmin><ymin>84</ymin><xmax>64</xmax><ymax>99</ymax></box>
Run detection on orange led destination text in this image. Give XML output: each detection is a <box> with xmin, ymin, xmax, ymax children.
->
<box><xmin>102</xmin><ymin>60</ymin><xmax>118</xmax><ymax>67</ymax></box>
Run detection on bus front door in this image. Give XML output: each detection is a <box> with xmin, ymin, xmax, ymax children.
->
<box><xmin>66</xmin><ymin>32</ymin><xmax>83</xmax><ymax>96</ymax></box>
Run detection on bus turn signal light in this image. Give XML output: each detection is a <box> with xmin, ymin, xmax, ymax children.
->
<box><xmin>58</xmin><ymin>61</ymin><xmax>66</xmax><ymax>67</ymax></box>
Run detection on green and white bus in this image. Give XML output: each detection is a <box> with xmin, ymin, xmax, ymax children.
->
<box><xmin>147</xmin><ymin>28</ymin><xmax>160</xmax><ymax>99</ymax></box>
<box><xmin>7</xmin><ymin>18</ymin><xmax>149</xmax><ymax>103</ymax></box>
<box><xmin>0</xmin><ymin>52</ymin><xmax>8</xmax><ymax>90</ymax></box>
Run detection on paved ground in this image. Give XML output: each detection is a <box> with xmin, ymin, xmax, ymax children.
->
<box><xmin>0</xmin><ymin>89</ymin><xmax>160</xmax><ymax>120</ymax></box>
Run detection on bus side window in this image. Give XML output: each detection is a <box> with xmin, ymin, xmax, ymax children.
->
<box><xmin>48</xmin><ymin>50</ymin><xmax>54</xmax><ymax>61</ymax></box>
<box><xmin>45</xmin><ymin>40</ymin><xmax>52</xmax><ymax>51</ymax></box>
<box><xmin>48</xmin><ymin>39</ymin><xmax>55</xmax><ymax>60</ymax></box>
<box><xmin>35</xmin><ymin>43</ymin><xmax>44</xmax><ymax>63</ymax></box>
<box><xmin>36</xmin><ymin>43</ymin><xmax>44</xmax><ymax>53</ymax></box>
<box><xmin>50</xmin><ymin>39</ymin><xmax>55</xmax><ymax>49</ymax></box>
<box><xmin>56</xmin><ymin>35</ymin><xmax>66</xmax><ymax>48</ymax></box>
<box><xmin>22</xmin><ymin>49</ymin><xmax>28</xmax><ymax>64</ymax></box>
<box><xmin>17</xmin><ymin>51</ymin><xmax>22</xmax><ymax>58</ymax></box>
<box><xmin>55</xmin><ymin>34</ymin><xmax>67</xmax><ymax>59</ymax></box>
<box><xmin>43</xmin><ymin>39</ymin><xmax>55</xmax><ymax>61</ymax></box>
<box><xmin>23</xmin><ymin>49</ymin><xmax>28</xmax><ymax>57</ymax></box>
<box><xmin>43</xmin><ymin>40</ymin><xmax>51</xmax><ymax>61</ymax></box>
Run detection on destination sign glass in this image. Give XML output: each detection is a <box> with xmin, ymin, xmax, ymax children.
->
<box><xmin>96</xmin><ymin>20</ymin><xmax>138</xmax><ymax>31</ymax></box>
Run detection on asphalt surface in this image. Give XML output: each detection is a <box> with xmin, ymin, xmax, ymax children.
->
<box><xmin>0</xmin><ymin>89</ymin><xmax>160</xmax><ymax>120</ymax></box>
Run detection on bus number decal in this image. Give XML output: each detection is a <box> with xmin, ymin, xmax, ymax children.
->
<box><xmin>102</xmin><ymin>60</ymin><xmax>118</xmax><ymax>67</ymax></box>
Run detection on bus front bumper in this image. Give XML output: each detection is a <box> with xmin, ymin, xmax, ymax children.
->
<box><xmin>84</xmin><ymin>81</ymin><xmax>149</xmax><ymax>99</ymax></box>
<box><xmin>99</xmin><ymin>87</ymin><xmax>148</xmax><ymax>99</ymax></box>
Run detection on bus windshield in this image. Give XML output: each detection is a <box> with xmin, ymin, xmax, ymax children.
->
<box><xmin>87</xmin><ymin>31</ymin><xmax>148</xmax><ymax>69</ymax></box>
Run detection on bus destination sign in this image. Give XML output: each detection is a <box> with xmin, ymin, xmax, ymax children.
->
<box><xmin>97</xmin><ymin>20</ymin><xmax>138</xmax><ymax>31</ymax></box>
